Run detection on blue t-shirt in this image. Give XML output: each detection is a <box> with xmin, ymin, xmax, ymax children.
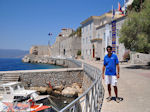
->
<box><xmin>104</xmin><ymin>54</ymin><xmax>119</xmax><ymax>76</ymax></box>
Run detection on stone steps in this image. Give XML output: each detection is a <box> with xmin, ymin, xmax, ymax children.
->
<box><xmin>0</xmin><ymin>74</ymin><xmax>19</xmax><ymax>82</ymax></box>
<box><xmin>0</xmin><ymin>73</ymin><xmax>20</xmax><ymax>95</ymax></box>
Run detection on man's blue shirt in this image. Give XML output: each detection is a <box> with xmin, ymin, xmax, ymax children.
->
<box><xmin>104</xmin><ymin>53</ymin><xmax>119</xmax><ymax>76</ymax></box>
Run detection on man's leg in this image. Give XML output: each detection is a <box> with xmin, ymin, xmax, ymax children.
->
<box><xmin>107</xmin><ymin>84</ymin><xmax>112</xmax><ymax>102</ymax></box>
<box><xmin>108</xmin><ymin>84</ymin><xmax>111</xmax><ymax>97</ymax></box>
<box><xmin>114</xmin><ymin>86</ymin><xmax>120</xmax><ymax>103</ymax></box>
<box><xmin>114</xmin><ymin>86</ymin><xmax>118</xmax><ymax>98</ymax></box>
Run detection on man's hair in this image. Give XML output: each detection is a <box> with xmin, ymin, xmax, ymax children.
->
<box><xmin>106</xmin><ymin>46</ymin><xmax>112</xmax><ymax>51</ymax></box>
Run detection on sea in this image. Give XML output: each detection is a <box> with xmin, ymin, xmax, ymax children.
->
<box><xmin>0</xmin><ymin>58</ymin><xmax>76</xmax><ymax>110</ymax></box>
<box><xmin>0</xmin><ymin>58</ymin><xmax>63</xmax><ymax>71</ymax></box>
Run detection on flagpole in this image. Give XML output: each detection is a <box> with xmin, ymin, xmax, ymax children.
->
<box><xmin>112</xmin><ymin>5</ymin><xmax>113</xmax><ymax>18</ymax></box>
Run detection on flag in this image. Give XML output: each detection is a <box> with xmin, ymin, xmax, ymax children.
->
<box><xmin>118</xmin><ymin>2</ymin><xmax>123</xmax><ymax>13</ymax></box>
<box><xmin>48</xmin><ymin>33</ymin><xmax>52</xmax><ymax>36</ymax></box>
<box><xmin>118</xmin><ymin>2</ymin><xmax>125</xmax><ymax>16</ymax></box>
<box><xmin>112</xmin><ymin>5</ymin><xmax>115</xmax><ymax>19</ymax></box>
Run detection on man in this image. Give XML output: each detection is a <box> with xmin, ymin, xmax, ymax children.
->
<box><xmin>102</xmin><ymin>46</ymin><xmax>120</xmax><ymax>103</ymax></box>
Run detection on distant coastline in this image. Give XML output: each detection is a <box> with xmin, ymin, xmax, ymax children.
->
<box><xmin>0</xmin><ymin>58</ymin><xmax>63</xmax><ymax>71</ymax></box>
<box><xmin>0</xmin><ymin>49</ymin><xmax>28</xmax><ymax>58</ymax></box>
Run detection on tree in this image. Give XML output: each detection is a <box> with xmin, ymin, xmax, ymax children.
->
<box><xmin>69</xmin><ymin>27</ymin><xmax>81</xmax><ymax>37</ymax></box>
<box><xmin>128</xmin><ymin>0</ymin><xmax>145</xmax><ymax>12</ymax></box>
<box><xmin>119</xmin><ymin>0</ymin><xmax>150</xmax><ymax>53</ymax></box>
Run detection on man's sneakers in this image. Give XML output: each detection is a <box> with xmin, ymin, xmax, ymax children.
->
<box><xmin>116</xmin><ymin>97</ymin><xmax>120</xmax><ymax>103</ymax></box>
<box><xmin>107</xmin><ymin>97</ymin><xmax>120</xmax><ymax>103</ymax></box>
<box><xmin>107</xmin><ymin>96</ymin><xmax>112</xmax><ymax>102</ymax></box>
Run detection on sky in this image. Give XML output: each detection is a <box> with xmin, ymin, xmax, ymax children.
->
<box><xmin>0</xmin><ymin>0</ymin><xmax>124</xmax><ymax>51</ymax></box>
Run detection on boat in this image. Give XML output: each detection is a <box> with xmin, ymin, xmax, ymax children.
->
<box><xmin>0</xmin><ymin>82</ymin><xmax>57</xmax><ymax>112</ymax></box>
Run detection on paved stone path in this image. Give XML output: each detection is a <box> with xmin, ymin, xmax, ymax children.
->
<box><xmin>78</xmin><ymin>59</ymin><xmax>150</xmax><ymax>112</ymax></box>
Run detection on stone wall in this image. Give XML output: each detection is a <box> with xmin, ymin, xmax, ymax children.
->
<box><xmin>22</xmin><ymin>57</ymin><xmax>95</xmax><ymax>92</ymax></box>
<box><xmin>0</xmin><ymin>68</ymin><xmax>83</xmax><ymax>88</ymax></box>
<box><xmin>130</xmin><ymin>52</ymin><xmax>150</xmax><ymax>64</ymax></box>
<box><xmin>20</xmin><ymin>69</ymin><xmax>83</xmax><ymax>88</ymax></box>
<box><xmin>30</xmin><ymin>45</ymin><xmax>50</xmax><ymax>56</ymax></box>
<box><xmin>82</xmin><ymin>73</ymin><xmax>93</xmax><ymax>92</ymax></box>
<box><xmin>22</xmin><ymin>55</ymin><xmax>80</xmax><ymax>68</ymax></box>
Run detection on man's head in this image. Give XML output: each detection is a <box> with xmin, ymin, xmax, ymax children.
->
<box><xmin>106</xmin><ymin>46</ymin><xmax>112</xmax><ymax>55</ymax></box>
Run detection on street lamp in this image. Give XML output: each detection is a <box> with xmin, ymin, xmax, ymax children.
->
<box><xmin>48</xmin><ymin>32</ymin><xmax>52</xmax><ymax>56</ymax></box>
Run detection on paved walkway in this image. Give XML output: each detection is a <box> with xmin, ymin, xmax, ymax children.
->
<box><xmin>78</xmin><ymin>59</ymin><xmax>150</xmax><ymax>112</ymax></box>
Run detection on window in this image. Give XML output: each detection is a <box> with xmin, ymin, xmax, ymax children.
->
<box><xmin>109</xmin><ymin>31</ymin><xmax>112</xmax><ymax>39</ymax></box>
<box><xmin>83</xmin><ymin>38</ymin><xmax>84</xmax><ymax>44</ymax></box>
<box><xmin>5</xmin><ymin>87</ymin><xmax>10</xmax><ymax>94</ymax></box>
<box><xmin>98</xmin><ymin>33</ymin><xmax>100</xmax><ymax>38</ymax></box>
<box><xmin>90</xmin><ymin>24</ymin><xmax>91</xmax><ymax>30</ymax></box>
<box><xmin>86</xmin><ymin>26</ymin><xmax>88</xmax><ymax>32</ymax></box>
<box><xmin>14</xmin><ymin>85</ymin><xmax>18</xmax><ymax>90</ymax></box>
<box><xmin>86</xmin><ymin>37</ymin><xmax>88</xmax><ymax>43</ymax></box>
<box><xmin>103</xmin><ymin>33</ymin><xmax>105</xmax><ymax>41</ymax></box>
<box><xmin>89</xmin><ymin>36</ymin><xmax>92</xmax><ymax>40</ymax></box>
<box><xmin>90</xmin><ymin>49</ymin><xmax>91</xmax><ymax>55</ymax></box>
<box><xmin>19</xmin><ymin>85</ymin><xmax>24</xmax><ymax>89</ymax></box>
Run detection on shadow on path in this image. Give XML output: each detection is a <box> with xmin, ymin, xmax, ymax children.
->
<box><xmin>124</xmin><ymin>64</ymin><xmax>150</xmax><ymax>70</ymax></box>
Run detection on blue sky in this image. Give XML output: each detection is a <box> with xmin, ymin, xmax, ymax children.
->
<box><xmin>0</xmin><ymin>0</ymin><xmax>124</xmax><ymax>50</ymax></box>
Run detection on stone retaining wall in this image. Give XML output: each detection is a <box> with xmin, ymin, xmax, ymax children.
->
<box><xmin>0</xmin><ymin>57</ymin><xmax>95</xmax><ymax>95</ymax></box>
<box><xmin>22</xmin><ymin>55</ymin><xmax>80</xmax><ymax>68</ymax></box>
<box><xmin>0</xmin><ymin>68</ymin><xmax>84</xmax><ymax>88</ymax></box>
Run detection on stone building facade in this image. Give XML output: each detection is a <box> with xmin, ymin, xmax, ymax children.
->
<box><xmin>81</xmin><ymin>12</ymin><xmax>112</xmax><ymax>60</ymax></box>
<box><xmin>50</xmin><ymin>28</ymin><xmax>74</xmax><ymax>57</ymax></box>
<box><xmin>81</xmin><ymin>15</ymin><xmax>127</xmax><ymax>61</ymax></box>
<box><xmin>80</xmin><ymin>0</ymin><xmax>133</xmax><ymax>61</ymax></box>
<box><xmin>96</xmin><ymin>16</ymin><xmax>126</xmax><ymax>61</ymax></box>
<box><xmin>29</xmin><ymin>45</ymin><xmax>50</xmax><ymax>56</ymax></box>
<box><xmin>51</xmin><ymin>28</ymin><xmax>81</xmax><ymax>58</ymax></box>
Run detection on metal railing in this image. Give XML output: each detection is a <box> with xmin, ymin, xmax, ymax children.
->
<box><xmin>59</xmin><ymin>59</ymin><xmax>104</xmax><ymax>112</ymax></box>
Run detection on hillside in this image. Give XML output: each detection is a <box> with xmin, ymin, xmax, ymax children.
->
<box><xmin>0</xmin><ymin>49</ymin><xmax>29</xmax><ymax>58</ymax></box>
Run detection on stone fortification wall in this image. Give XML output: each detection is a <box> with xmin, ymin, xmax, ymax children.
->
<box><xmin>30</xmin><ymin>45</ymin><xmax>50</xmax><ymax>56</ymax></box>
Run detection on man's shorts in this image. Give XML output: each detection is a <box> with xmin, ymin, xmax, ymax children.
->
<box><xmin>105</xmin><ymin>75</ymin><xmax>117</xmax><ymax>86</ymax></box>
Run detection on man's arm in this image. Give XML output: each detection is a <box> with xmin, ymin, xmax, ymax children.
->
<box><xmin>116</xmin><ymin>64</ymin><xmax>120</xmax><ymax>79</ymax></box>
<box><xmin>102</xmin><ymin>65</ymin><xmax>105</xmax><ymax>79</ymax></box>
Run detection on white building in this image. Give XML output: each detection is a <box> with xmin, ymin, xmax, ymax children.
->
<box><xmin>80</xmin><ymin>0</ymin><xmax>133</xmax><ymax>61</ymax></box>
<box><xmin>96</xmin><ymin>16</ymin><xmax>126</xmax><ymax>61</ymax></box>
<box><xmin>81</xmin><ymin>12</ymin><xmax>112</xmax><ymax>60</ymax></box>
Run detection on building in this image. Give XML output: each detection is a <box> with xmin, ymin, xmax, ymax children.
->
<box><xmin>50</xmin><ymin>28</ymin><xmax>81</xmax><ymax>58</ymax></box>
<box><xmin>81</xmin><ymin>12</ymin><xmax>112</xmax><ymax>60</ymax></box>
<box><xmin>80</xmin><ymin>0</ymin><xmax>133</xmax><ymax>61</ymax></box>
<box><xmin>30</xmin><ymin>45</ymin><xmax>50</xmax><ymax>56</ymax></box>
<box><xmin>81</xmin><ymin>14</ymin><xmax>126</xmax><ymax>61</ymax></box>
<box><xmin>96</xmin><ymin>16</ymin><xmax>126</xmax><ymax>61</ymax></box>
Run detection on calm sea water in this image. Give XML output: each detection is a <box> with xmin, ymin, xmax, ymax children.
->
<box><xmin>0</xmin><ymin>58</ymin><xmax>63</xmax><ymax>71</ymax></box>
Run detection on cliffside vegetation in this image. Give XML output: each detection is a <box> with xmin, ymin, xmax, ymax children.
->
<box><xmin>69</xmin><ymin>27</ymin><xmax>81</xmax><ymax>37</ymax></box>
<box><xmin>119</xmin><ymin>0</ymin><xmax>150</xmax><ymax>53</ymax></box>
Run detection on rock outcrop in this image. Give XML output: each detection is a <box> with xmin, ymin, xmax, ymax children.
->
<box><xmin>30</xmin><ymin>87</ymin><xmax>52</xmax><ymax>94</ymax></box>
<box><xmin>61</xmin><ymin>83</ymin><xmax>82</xmax><ymax>97</ymax></box>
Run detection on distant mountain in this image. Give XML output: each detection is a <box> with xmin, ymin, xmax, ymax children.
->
<box><xmin>0</xmin><ymin>49</ymin><xmax>29</xmax><ymax>58</ymax></box>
